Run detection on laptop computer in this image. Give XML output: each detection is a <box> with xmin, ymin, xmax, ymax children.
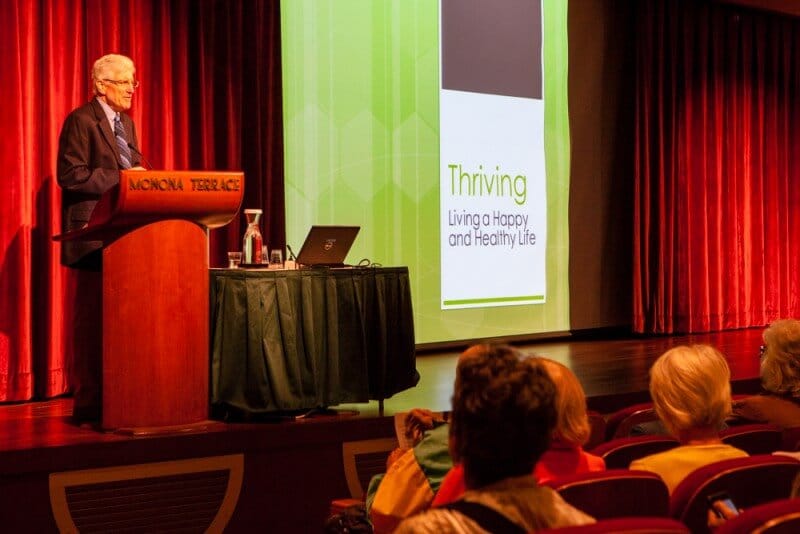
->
<box><xmin>294</xmin><ymin>225</ymin><xmax>360</xmax><ymax>267</ymax></box>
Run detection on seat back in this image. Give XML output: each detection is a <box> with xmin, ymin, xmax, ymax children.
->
<box><xmin>539</xmin><ymin>516</ymin><xmax>689</xmax><ymax>533</ymax></box>
<box><xmin>605</xmin><ymin>402</ymin><xmax>660</xmax><ymax>439</ymax></box>
<box><xmin>590</xmin><ymin>435</ymin><xmax>680</xmax><ymax>469</ymax></box>
<box><xmin>544</xmin><ymin>469</ymin><xmax>670</xmax><ymax>519</ymax></box>
<box><xmin>605</xmin><ymin>395</ymin><xmax>750</xmax><ymax>440</ymax></box>
<box><xmin>715</xmin><ymin>497</ymin><xmax>800</xmax><ymax>534</ymax></box>
<box><xmin>670</xmin><ymin>454</ymin><xmax>800</xmax><ymax>534</ymax></box>
<box><xmin>720</xmin><ymin>423</ymin><xmax>783</xmax><ymax>455</ymax></box>
<box><xmin>782</xmin><ymin>426</ymin><xmax>800</xmax><ymax>451</ymax></box>
<box><xmin>586</xmin><ymin>410</ymin><xmax>607</xmax><ymax>450</ymax></box>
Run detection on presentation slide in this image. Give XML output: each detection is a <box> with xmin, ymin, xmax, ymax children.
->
<box><xmin>440</xmin><ymin>0</ymin><xmax>546</xmax><ymax>309</ymax></box>
<box><xmin>281</xmin><ymin>0</ymin><xmax>569</xmax><ymax>344</ymax></box>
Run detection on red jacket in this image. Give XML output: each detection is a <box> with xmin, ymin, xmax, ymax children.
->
<box><xmin>431</xmin><ymin>442</ymin><xmax>605</xmax><ymax>507</ymax></box>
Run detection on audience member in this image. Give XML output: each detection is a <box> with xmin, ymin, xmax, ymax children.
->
<box><xmin>732</xmin><ymin>319</ymin><xmax>800</xmax><ymax>428</ymax></box>
<box><xmin>395</xmin><ymin>344</ymin><xmax>594</xmax><ymax>533</ymax></box>
<box><xmin>367</xmin><ymin>411</ymin><xmax>452</xmax><ymax>533</ymax></box>
<box><xmin>366</xmin><ymin>344</ymin><xmax>495</xmax><ymax>532</ymax></box>
<box><xmin>431</xmin><ymin>357</ymin><xmax>605</xmax><ymax>506</ymax></box>
<box><xmin>630</xmin><ymin>344</ymin><xmax>748</xmax><ymax>492</ymax></box>
<box><xmin>366</xmin><ymin>346</ymin><xmax>491</xmax><ymax>532</ymax></box>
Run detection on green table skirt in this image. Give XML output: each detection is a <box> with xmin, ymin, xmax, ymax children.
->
<box><xmin>210</xmin><ymin>267</ymin><xmax>418</xmax><ymax>414</ymax></box>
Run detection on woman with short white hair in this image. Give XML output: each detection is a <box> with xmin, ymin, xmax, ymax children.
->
<box><xmin>630</xmin><ymin>344</ymin><xmax>748</xmax><ymax>493</ymax></box>
<box><xmin>732</xmin><ymin>319</ymin><xmax>800</xmax><ymax>428</ymax></box>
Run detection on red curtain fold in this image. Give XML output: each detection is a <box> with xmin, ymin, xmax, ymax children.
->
<box><xmin>633</xmin><ymin>0</ymin><xmax>800</xmax><ymax>333</ymax></box>
<box><xmin>0</xmin><ymin>0</ymin><xmax>284</xmax><ymax>402</ymax></box>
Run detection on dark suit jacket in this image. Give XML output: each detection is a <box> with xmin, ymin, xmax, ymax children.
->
<box><xmin>57</xmin><ymin>98</ymin><xmax>141</xmax><ymax>267</ymax></box>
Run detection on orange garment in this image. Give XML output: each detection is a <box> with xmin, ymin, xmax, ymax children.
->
<box><xmin>367</xmin><ymin>424</ymin><xmax>452</xmax><ymax>533</ymax></box>
<box><xmin>431</xmin><ymin>442</ymin><xmax>605</xmax><ymax>507</ymax></box>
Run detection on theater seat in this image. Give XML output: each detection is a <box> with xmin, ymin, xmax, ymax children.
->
<box><xmin>544</xmin><ymin>469</ymin><xmax>670</xmax><ymax>519</ymax></box>
<box><xmin>782</xmin><ymin>426</ymin><xmax>800</xmax><ymax>451</ymax></box>
<box><xmin>605</xmin><ymin>395</ymin><xmax>751</xmax><ymax>440</ymax></box>
<box><xmin>714</xmin><ymin>497</ymin><xmax>800</xmax><ymax>534</ymax></box>
<box><xmin>329</xmin><ymin>498</ymin><xmax>363</xmax><ymax>516</ymax></box>
<box><xmin>719</xmin><ymin>423</ymin><xmax>783</xmax><ymax>455</ymax></box>
<box><xmin>670</xmin><ymin>454</ymin><xmax>800</xmax><ymax>534</ymax></box>
<box><xmin>590</xmin><ymin>435</ymin><xmax>679</xmax><ymax>469</ymax></box>
<box><xmin>605</xmin><ymin>402</ymin><xmax>660</xmax><ymax>440</ymax></box>
<box><xmin>586</xmin><ymin>410</ymin><xmax>607</xmax><ymax>450</ymax></box>
<box><xmin>539</xmin><ymin>516</ymin><xmax>689</xmax><ymax>533</ymax></box>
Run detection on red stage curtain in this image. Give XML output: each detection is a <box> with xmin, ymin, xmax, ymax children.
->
<box><xmin>633</xmin><ymin>1</ymin><xmax>800</xmax><ymax>333</ymax></box>
<box><xmin>0</xmin><ymin>0</ymin><xmax>284</xmax><ymax>402</ymax></box>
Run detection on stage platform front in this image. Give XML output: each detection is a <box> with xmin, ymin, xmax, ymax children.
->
<box><xmin>0</xmin><ymin>328</ymin><xmax>766</xmax><ymax>532</ymax></box>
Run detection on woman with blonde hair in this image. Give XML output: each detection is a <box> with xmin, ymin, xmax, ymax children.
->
<box><xmin>431</xmin><ymin>356</ymin><xmax>605</xmax><ymax>506</ymax></box>
<box><xmin>630</xmin><ymin>344</ymin><xmax>748</xmax><ymax>492</ymax></box>
<box><xmin>732</xmin><ymin>319</ymin><xmax>800</xmax><ymax>428</ymax></box>
<box><xmin>530</xmin><ymin>358</ymin><xmax>605</xmax><ymax>482</ymax></box>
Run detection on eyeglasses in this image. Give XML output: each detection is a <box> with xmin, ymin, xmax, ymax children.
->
<box><xmin>103</xmin><ymin>79</ymin><xmax>140</xmax><ymax>89</ymax></box>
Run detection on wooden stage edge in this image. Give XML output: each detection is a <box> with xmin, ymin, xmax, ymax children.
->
<box><xmin>0</xmin><ymin>328</ymin><xmax>767</xmax><ymax>532</ymax></box>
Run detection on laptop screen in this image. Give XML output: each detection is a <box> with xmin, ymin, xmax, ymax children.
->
<box><xmin>295</xmin><ymin>225</ymin><xmax>360</xmax><ymax>267</ymax></box>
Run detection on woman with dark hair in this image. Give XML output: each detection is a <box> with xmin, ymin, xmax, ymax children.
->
<box><xmin>395</xmin><ymin>345</ymin><xmax>593</xmax><ymax>533</ymax></box>
<box><xmin>431</xmin><ymin>357</ymin><xmax>605</xmax><ymax>507</ymax></box>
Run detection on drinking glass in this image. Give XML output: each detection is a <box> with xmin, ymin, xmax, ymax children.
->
<box><xmin>269</xmin><ymin>249</ymin><xmax>284</xmax><ymax>268</ymax></box>
<box><xmin>228</xmin><ymin>251</ymin><xmax>242</xmax><ymax>269</ymax></box>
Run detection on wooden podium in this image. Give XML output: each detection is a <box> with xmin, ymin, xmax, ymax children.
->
<box><xmin>55</xmin><ymin>170</ymin><xmax>244</xmax><ymax>431</ymax></box>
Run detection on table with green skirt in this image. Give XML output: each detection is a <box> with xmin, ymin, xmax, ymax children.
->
<box><xmin>209</xmin><ymin>266</ymin><xmax>418</xmax><ymax>415</ymax></box>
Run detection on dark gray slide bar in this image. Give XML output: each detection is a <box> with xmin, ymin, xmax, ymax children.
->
<box><xmin>442</xmin><ymin>0</ymin><xmax>542</xmax><ymax>99</ymax></box>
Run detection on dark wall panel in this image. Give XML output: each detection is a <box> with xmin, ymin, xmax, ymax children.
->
<box><xmin>568</xmin><ymin>0</ymin><xmax>636</xmax><ymax>330</ymax></box>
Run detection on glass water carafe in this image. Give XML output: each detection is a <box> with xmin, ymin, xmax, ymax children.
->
<box><xmin>242</xmin><ymin>209</ymin><xmax>263</xmax><ymax>264</ymax></box>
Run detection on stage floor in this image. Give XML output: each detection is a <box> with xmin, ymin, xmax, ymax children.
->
<box><xmin>0</xmin><ymin>327</ymin><xmax>767</xmax><ymax>532</ymax></box>
<box><xmin>1</xmin><ymin>326</ymin><xmax>767</xmax><ymax>445</ymax></box>
<box><xmin>340</xmin><ymin>326</ymin><xmax>765</xmax><ymax>416</ymax></box>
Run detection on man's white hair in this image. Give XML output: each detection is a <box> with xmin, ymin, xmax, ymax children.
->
<box><xmin>91</xmin><ymin>54</ymin><xmax>135</xmax><ymax>95</ymax></box>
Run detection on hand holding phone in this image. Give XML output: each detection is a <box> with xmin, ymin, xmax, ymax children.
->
<box><xmin>707</xmin><ymin>491</ymin><xmax>740</xmax><ymax>519</ymax></box>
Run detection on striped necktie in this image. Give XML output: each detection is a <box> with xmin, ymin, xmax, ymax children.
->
<box><xmin>114</xmin><ymin>114</ymin><xmax>132</xmax><ymax>169</ymax></box>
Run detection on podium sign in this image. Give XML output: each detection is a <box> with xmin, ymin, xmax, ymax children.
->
<box><xmin>55</xmin><ymin>170</ymin><xmax>244</xmax><ymax>430</ymax></box>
